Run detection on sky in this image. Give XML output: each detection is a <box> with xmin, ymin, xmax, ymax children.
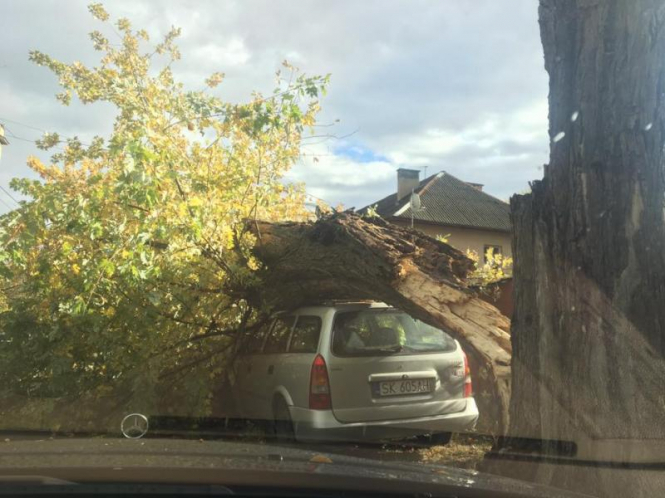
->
<box><xmin>0</xmin><ymin>0</ymin><xmax>550</xmax><ymax>213</ymax></box>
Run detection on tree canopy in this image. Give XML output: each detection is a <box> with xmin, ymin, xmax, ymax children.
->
<box><xmin>0</xmin><ymin>3</ymin><xmax>328</xmax><ymax>420</ymax></box>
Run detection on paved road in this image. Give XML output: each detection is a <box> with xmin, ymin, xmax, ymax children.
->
<box><xmin>0</xmin><ymin>431</ymin><xmax>430</xmax><ymax>464</ymax></box>
<box><xmin>0</xmin><ymin>436</ymin><xmax>432</xmax><ymax>472</ymax></box>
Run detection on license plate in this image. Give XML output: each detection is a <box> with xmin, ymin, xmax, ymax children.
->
<box><xmin>376</xmin><ymin>378</ymin><xmax>433</xmax><ymax>397</ymax></box>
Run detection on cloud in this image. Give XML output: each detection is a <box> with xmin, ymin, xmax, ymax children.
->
<box><xmin>192</xmin><ymin>38</ymin><xmax>251</xmax><ymax>67</ymax></box>
<box><xmin>286</xmin><ymin>141</ymin><xmax>395</xmax><ymax>210</ymax></box>
<box><xmin>0</xmin><ymin>0</ymin><xmax>550</xmax><ymax>212</ymax></box>
<box><xmin>381</xmin><ymin>99</ymin><xmax>549</xmax><ymax>163</ymax></box>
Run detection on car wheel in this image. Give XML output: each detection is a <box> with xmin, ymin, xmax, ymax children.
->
<box><xmin>417</xmin><ymin>432</ymin><xmax>452</xmax><ymax>447</ymax></box>
<box><xmin>273</xmin><ymin>398</ymin><xmax>295</xmax><ymax>442</ymax></box>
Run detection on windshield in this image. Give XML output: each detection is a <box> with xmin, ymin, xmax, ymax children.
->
<box><xmin>332</xmin><ymin>309</ymin><xmax>457</xmax><ymax>356</ymax></box>
<box><xmin>1</xmin><ymin>1</ymin><xmax>664</xmax><ymax>497</ymax></box>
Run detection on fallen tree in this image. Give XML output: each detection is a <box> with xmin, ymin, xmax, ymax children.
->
<box><xmin>0</xmin><ymin>4</ymin><xmax>513</xmax><ymax>436</ymax></box>
<box><xmin>248</xmin><ymin>213</ymin><xmax>512</xmax><ymax>434</ymax></box>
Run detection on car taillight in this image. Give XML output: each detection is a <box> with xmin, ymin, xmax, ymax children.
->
<box><xmin>463</xmin><ymin>351</ymin><xmax>473</xmax><ymax>398</ymax></box>
<box><xmin>309</xmin><ymin>354</ymin><xmax>331</xmax><ymax>410</ymax></box>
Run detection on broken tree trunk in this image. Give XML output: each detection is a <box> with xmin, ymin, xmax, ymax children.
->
<box><xmin>249</xmin><ymin>213</ymin><xmax>511</xmax><ymax>434</ymax></box>
<box><xmin>493</xmin><ymin>1</ymin><xmax>665</xmax><ymax>496</ymax></box>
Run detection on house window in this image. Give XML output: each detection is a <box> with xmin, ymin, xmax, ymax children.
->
<box><xmin>484</xmin><ymin>245</ymin><xmax>502</xmax><ymax>264</ymax></box>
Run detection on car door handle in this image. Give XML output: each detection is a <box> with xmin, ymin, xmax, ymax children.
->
<box><xmin>267</xmin><ymin>365</ymin><xmax>274</xmax><ymax>375</ymax></box>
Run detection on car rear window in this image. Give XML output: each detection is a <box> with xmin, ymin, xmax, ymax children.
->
<box><xmin>331</xmin><ymin>309</ymin><xmax>457</xmax><ymax>357</ymax></box>
<box><xmin>289</xmin><ymin>316</ymin><xmax>322</xmax><ymax>353</ymax></box>
<box><xmin>263</xmin><ymin>316</ymin><xmax>295</xmax><ymax>353</ymax></box>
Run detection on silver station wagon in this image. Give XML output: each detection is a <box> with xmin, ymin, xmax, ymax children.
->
<box><xmin>230</xmin><ymin>301</ymin><xmax>479</xmax><ymax>444</ymax></box>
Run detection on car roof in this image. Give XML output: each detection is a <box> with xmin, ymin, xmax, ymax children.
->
<box><xmin>291</xmin><ymin>301</ymin><xmax>392</xmax><ymax>315</ymax></box>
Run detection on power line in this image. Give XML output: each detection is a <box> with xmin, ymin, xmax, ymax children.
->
<box><xmin>1</xmin><ymin>119</ymin><xmax>93</xmax><ymax>149</ymax></box>
<box><xmin>0</xmin><ymin>195</ymin><xmax>13</xmax><ymax>211</ymax></box>
<box><xmin>3</xmin><ymin>129</ymin><xmax>37</xmax><ymax>143</ymax></box>
<box><xmin>0</xmin><ymin>185</ymin><xmax>19</xmax><ymax>205</ymax></box>
<box><xmin>0</xmin><ymin>117</ymin><xmax>346</xmax><ymax>162</ymax></box>
<box><xmin>0</xmin><ymin>117</ymin><xmax>343</xmax><ymax>208</ymax></box>
<box><xmin>3</xmin><ymin>127</ymin><xmax>68</xmax><ymax>152</ymax></box>
<box><xmin>0</xmin><ymin>116</ymin><xmax>47</xmax><ymax>133</ymax></box>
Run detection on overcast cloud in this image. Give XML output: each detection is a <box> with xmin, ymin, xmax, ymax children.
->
<box><xmin>0</xmin><ymin>0</ymin><xmax>549</xmax><ymax>212</ymax></box>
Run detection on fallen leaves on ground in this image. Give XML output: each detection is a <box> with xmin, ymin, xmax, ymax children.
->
<box><xmin>418</xmin><ymin>438</ymin><xmax>492</xmax><ymax>470</ymax></box>
<box><xmin>339</xmin><ymin>434</ymin><xmax>493</xmax><ymax>471</ymax></box>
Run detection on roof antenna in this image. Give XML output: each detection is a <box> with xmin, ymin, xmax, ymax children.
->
<box><xmin>409</xmin><ymin>189</ymin><xmax>425</xmax><ymax>229</ymax></box>
<box><xmin>423</xmin><ymin>166</ymin><xmax>428</xmax><ymax>179</ymax></box>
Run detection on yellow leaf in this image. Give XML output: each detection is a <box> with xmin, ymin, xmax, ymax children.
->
<box><xmin>309</xmin><ymin>455</ymin><xmax>333</xmax><ymax>464</ymax></box>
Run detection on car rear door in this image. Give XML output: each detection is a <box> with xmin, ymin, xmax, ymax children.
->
<box><xmin>327</xmin><ymin>309</ymin><xmax>467</xmax><ymax>423</ymax></box>
<box><xmin>279</xmin><ymin>315</ymin><xmax>323</xmax><ymax>409</ymax></box>
<box><xmin>233</xmin><ymin>322</ymin><xmax>271</xmax><ymax>420</ymax></box>
<box><xmin>253</xmin><ymin>315</ymin><xmax>295</xmax><ymax>420</ymax></box>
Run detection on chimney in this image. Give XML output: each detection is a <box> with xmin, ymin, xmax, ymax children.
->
<box><xmin>467</xmin><ymin>182</ymin><xmax>484</xmax><ymax>192</ymax></box>
<box><xmin>397</xmin><ymin>168</ymin><xmax>420</xmax><ymax>202</ymax></box>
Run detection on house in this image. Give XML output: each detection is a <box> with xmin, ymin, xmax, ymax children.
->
<box><xmin>364</xmin><ymin>168</ymin><xmax>512</xmax><ymax>262</ymax></box>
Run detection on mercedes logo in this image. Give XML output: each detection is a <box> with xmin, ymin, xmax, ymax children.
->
<box><xmin>121</xmin><ymin>413</ymin><xmax>149</xmax><ymax>439</ymax></box>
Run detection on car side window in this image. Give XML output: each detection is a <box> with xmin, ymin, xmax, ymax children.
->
<box><xmin>263</xmin><ymin>316</ymin><xmax>295</xmax><ymax>354</ymax></box>
<box><xmin>289</xmin><ymin>316</ymin><xmax>322</xmax><ymax>353</ymax></box>
<box><xmin>243</xmin><ymin>322</ymin><xmax>271</xmax><ymax>355</ymax></box>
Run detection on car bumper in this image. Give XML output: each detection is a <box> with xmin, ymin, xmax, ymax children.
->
<box><xmin>290</xmin><ymin>398</ymin><xmax>479</xmax><ymax>443</ymax></box>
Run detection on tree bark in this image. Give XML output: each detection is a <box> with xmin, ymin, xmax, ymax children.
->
<box><xmin>249</xmin><ymin>214</ymin><xmax>512</xmax><ymax>434</ymax></box>
<box><xmin>492</xmin><ymin>1</ymin><xmax>665</xmax><ymax>495</ymax></box>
